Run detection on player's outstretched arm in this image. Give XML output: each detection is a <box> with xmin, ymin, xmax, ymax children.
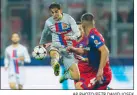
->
<box><xmin>75</xmin><ymin>55</ymin><xmax>88</xmax><ymax>62</ymax></box>
<box><xmin>98</xmin><ymin>44</ymin><xmax>109</xmax><ymax>70</ymax></box>
<box><xmin>4</xmin><ymin>49</ymin><xmax>9</xmax><ymax>70</ymax></box>
<box><xmin>67</xmin><ymin>46</ymin><xmax>85</xmax><ymax>55</ymax></box>
<box><xmin>39</xmin><ymin>22</ymin><xmax>50</xmax><ymax>45</ymax></box>
<box><xmin>23</xmin><ymin>47</ymin><xmax>31</xmax><ymax>63</ymax></box>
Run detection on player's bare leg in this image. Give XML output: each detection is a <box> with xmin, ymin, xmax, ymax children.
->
<box><xmin>49</xmin><ymin>50</ymin><xmax>60</xmax><ymax>76</ymax></box>
<box><xmin>18</xmin><ymin>84</ymin><xmax>23</xmax><ymax>90</ymax></box>
<box><xmin>69</xmin><ymin>63</ymin><xmax>80</xmax><ymax>80</ymax></box>
<box><xmin>60</xmin><ymin>63</ymin><xmax>80</xmax><ymax>83</ymax></box>
<box><xmin>9</xmin><ymin>82</ymin><xmax>17</xmax><ymax>89</ymax></box>
<box><xmin>75</xmin><ymin>82</ymin><xmax>83</xmax><ymax>90</ymax></box>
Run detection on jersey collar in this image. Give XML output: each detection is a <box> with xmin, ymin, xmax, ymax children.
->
<box><xmin>88</xmin><ymin>28</ymin><xmax>96</xmax><ymax>37</ymax></box>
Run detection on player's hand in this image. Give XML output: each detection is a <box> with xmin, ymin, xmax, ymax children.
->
<box><xmin>67</xmin><ymin>47</ymin><xmax>85</xmax><ymax>55</ymax></box>
<box><xmin>66</xmin><ymin>46</ymin><xmax>76</xmax><ymax>52</ymax></box>
<box><xmin>75</xmin><ymin>55</ymin><xmax>85</xmax><ymax>61</ymax></box>
<box><xmin>18</xmin><ymin>56</ymin><xmax>24</xmax><ymax>61</ymax></box>
<box><xmin>96</xmin><ymin>69</ymin><xmax>104</xmax><ymax>83</ymax></box>
<box><xmin>64</xmin><ymin>36</ymin><xmax>71</xmax><ymax>40</ymax></box>
<box><xmin>43</xmin><ymin>43</ymin><xmax>51</xmax><ymax>49</ymax></box>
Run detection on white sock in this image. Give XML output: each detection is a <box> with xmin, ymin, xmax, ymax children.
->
<box><xmin>51</xmin><ymin>58</ymin><xmax>59</xmax><ymax>67</ymax></box>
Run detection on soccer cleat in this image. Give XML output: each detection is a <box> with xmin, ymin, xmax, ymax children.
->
<box><xmin>59</xmin><ymin>75</ymin><xmax>67</xmax><ymax>83</ymax></box>
<box><xmin>53</xmin><ymin>62</ymin><xmax>60</xmax><ymax>76</ymax></box>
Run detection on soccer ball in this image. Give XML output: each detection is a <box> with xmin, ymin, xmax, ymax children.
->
<box><xmin>32</xmin><ymin>45</ymin><xmax>47</xmax><ymax>60</ymax></box>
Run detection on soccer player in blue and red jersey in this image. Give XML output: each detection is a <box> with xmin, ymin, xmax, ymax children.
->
<box><xmin>67</xmin><ymin>13</ymin><xmax>112</xmax><ymax>90</ymax></box>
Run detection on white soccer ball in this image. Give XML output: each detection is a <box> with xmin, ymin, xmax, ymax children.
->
<box><xmin>32</xmin><ymin>45</ymin><xmax>47</xmax><ymax>60</ymax></box>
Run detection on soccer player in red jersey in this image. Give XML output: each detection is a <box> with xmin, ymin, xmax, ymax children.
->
<box><xmin>67</xmin><ymin>13</ymin><xmax>112</xmax><ymax>90</ymax></box>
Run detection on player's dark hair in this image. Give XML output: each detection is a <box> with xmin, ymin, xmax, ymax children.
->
<box><xmin>76</xmin><ymin>21</ymin><xmax>81</xmax><ymax>25</ymax></box>
<box><xmin>49</xmin><ymin>3</ymin><xmax>62</xmax><ymax>10</ymax></box>
<box><xmin>11</xmin><ymin>32</ymin><xmax>21</xmax><ymax>38</ymax></box>
<box><xmin>81</xmin><ymin>13</ymin><xmax>94</xmax><ymax>22</ymax></box>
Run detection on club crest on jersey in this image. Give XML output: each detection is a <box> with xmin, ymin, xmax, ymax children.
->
<box><xmin>62</xmin><ymin>23</ymin><xmax>68</xmax><ymax>29</ymax></box>
<box><xmin>52</xmin><ymin>22</ymin><xmax>72</xmax><ymax>34</ymax></box>
<box><xmin>94</xmin><ymin>40</ymin><xmax>98</xmax><ymax>44</ymax></box>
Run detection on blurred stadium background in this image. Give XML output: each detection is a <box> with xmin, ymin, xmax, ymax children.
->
<box><xmin>1</xmin><ymin>0</ymin><xmax>133</xmax><ymax>89</ymax></box>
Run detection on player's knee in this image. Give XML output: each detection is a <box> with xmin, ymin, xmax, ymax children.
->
<box><xmin>75</xmin><ymin>70</ymin><xmax>80</xmax><ymax>79</ymax></box>
<box><xmin>74</xmin><ymin>73</ymin><xmax>80</xmax><ymax>80</ymax></box>
<box><xmin>9</xmin><ymin>83</ymin><xmax>16</xmax><ymax>89</ymax></box>
<box><xmin>49</xmin><ymin>50</ymin><xmax>59</xmax><ymax>58</ymax></box>
<box><xmin>75</xmin><ymin>82</ymin><xmax>83</xmax><ymax>90</ymax></box>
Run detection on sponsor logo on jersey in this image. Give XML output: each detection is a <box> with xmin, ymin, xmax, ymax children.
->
<box><xmin>94</xmin><ymin>40</ymin><xmax>101</xmax><ymax>46</ymax></box>
<box><xmin>62</xmin><ymin>23</ymin><xmax>68</xmax><ymax>29</ymax></box>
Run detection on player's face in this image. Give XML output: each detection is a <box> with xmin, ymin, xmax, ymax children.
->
<box><xmin>11</xmin><ymin>34</ymin><xmax>20</xmax><ymax>44</ymax></box>
<box><xmin>81</xmin><ymin>20</ymin><xmax>87</xmax><ymax>33</ymax></box>
<box><xmin>78</xmin><ymin>24</ymin><xmax>84</xmax><ymax>34</ymax></box>
<box><xmin>50</xmin><ymin>8</ymin><xmax>62</xmax><ymax>21</ymax></box>
<box><xmin>81</xmin><ymin>20</ymin><xmax>95</xmax><ymax>27</ymax></box>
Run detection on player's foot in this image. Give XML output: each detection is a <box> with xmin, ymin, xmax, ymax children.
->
<box><xmin>59</xmin><ymin>70</ymin><xmax>69</xmax><ymax>83</ymax></box>
<box><xmin>53</xmin><ymin>62</ymin><xmax>60</xmax><ymax>76</ymax></box>
<box><xmin>59</xmin><ymin>75</ymin><xmax>67</xmax><ymax>83</ymax></box>
<box><xmin>18</xmin><ymin>84</ymin><xmax>23</xmax><ymax>90</ymax></box>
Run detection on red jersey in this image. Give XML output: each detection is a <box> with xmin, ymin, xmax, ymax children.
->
<box><xmin>87</xmin><ymin>28</ymin><xmax>109</xmax><ymax>69</ymax></box>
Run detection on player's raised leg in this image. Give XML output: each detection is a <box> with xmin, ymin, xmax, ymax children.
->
<box><xmin>49</xmin><ymin>49</ymin><xmax>60</xmax><ymax>76</ymax></box>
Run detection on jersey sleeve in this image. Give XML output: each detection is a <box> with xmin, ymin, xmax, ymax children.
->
<box><xmin>23</xmin><ymin>47</ymin><xmax>31</xmax><ymax>63</ymax></box>
<box><xmin>39</xmin><ymin>21</ymin><xmax>51</xmax><ymax>44</ymax></box>
<box><xmin>89</xmin><ymin>34</ymin><xmax>104</xmax><ymax>49</ymax></box>
<box><xmin>4</xmin><ymin>48</ymin><xmax>9</xmax><ymax>68</ymax></box>
<box><xmin>68</xmin><ymin>15</ymin><xmax>80</xmax><ymax>40</ymax></box>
